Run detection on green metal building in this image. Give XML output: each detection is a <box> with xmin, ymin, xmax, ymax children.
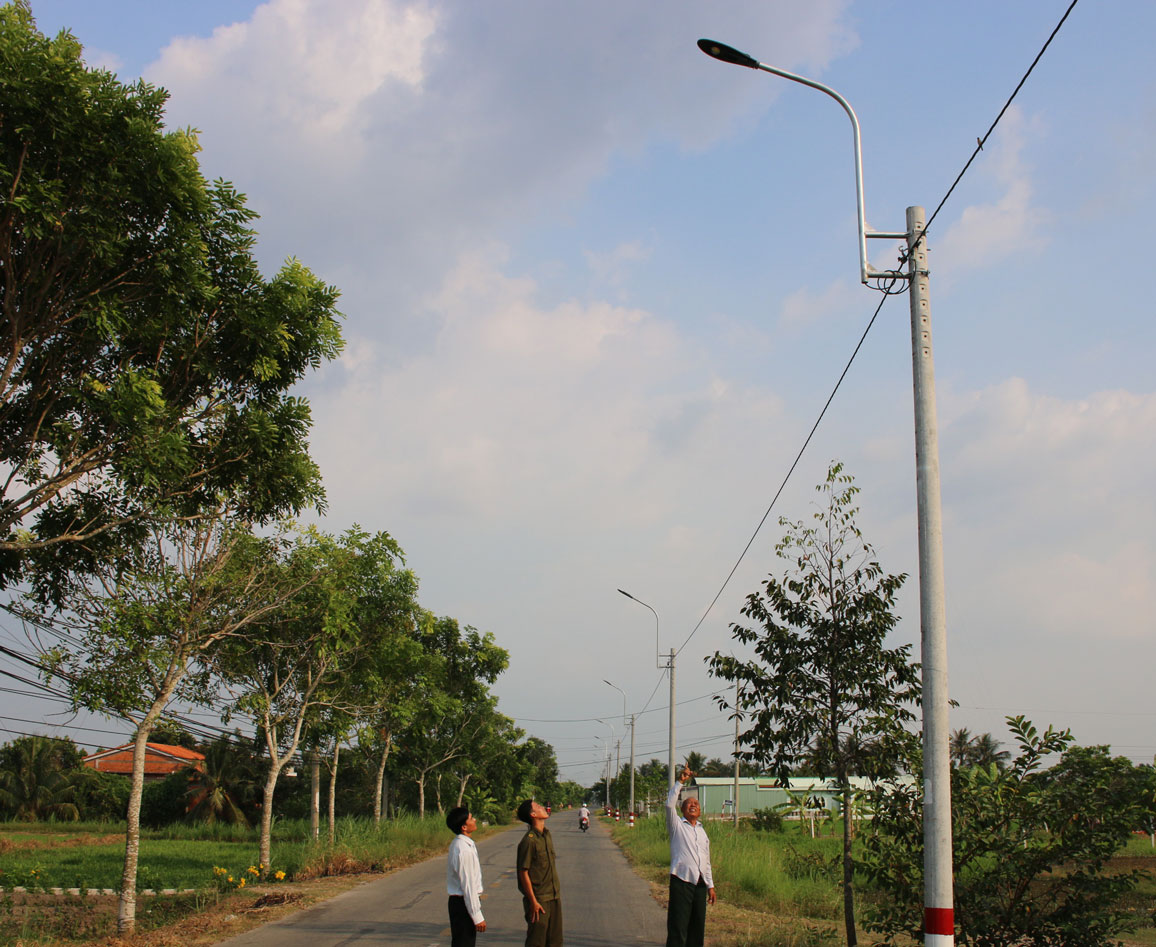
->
<box><xmin>688</xmin><ymin>776</ymin><xmax>882</xmax><ymax>819</ymax></box>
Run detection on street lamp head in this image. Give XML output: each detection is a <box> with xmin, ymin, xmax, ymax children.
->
<box><xmin>697</xmin><ymin>38</ymin><xmax>759</xmax><ymax>70</ymax></box>
<box><xmin>617</xmin><ymin>588</ymin><xmax>634</xmax><ymax>600</ymax></box>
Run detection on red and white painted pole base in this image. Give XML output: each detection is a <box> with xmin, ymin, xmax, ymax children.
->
<box><xmin>628</xmin><ymin>813</ymin><xmax>635</xmax><ymax>828</ymax></box>
<box><xmin>924</xmin><ymin>907</ymin><xmax>954</xmax><ymax>946</ymax></box>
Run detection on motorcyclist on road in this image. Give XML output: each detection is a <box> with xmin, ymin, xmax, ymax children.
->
<box><xmin>578</xmin><ymin>804</ymin><xmax>590</xmax><ymax>831</ymax></box>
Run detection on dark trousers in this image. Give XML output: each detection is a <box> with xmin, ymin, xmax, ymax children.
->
<box><xmin>666</xmin><ymin>875</ymin><xmax>708</xmax><ymax>947</ymax></box>
<box><xmin>523</xmin><ymin>896</ymin><xmax>563</xmax><ymax>947</ymax></box>
<box><xmin>448</xmin><ymin>895</ymin><xmax>477</xmax><ymax>947</ymax></box>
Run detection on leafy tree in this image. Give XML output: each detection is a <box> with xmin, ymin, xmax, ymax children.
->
<box><xmin>517</xmin><ymin>736</ymin><xmax>561</xmax><ymax>802</ymax></box>
<box><xmin>140</xmin><ymin>766</ymin><xmax>192</xmax><ymax>827</ymax></box>
<box><xmin>215</xmin><ymin>528</ymin><xmax>400</xmax><ymax>868</ymax></box>
<box><xmin>447</xmin><ymin>709</ymin><xmax>522</xmax><ymax>811</ymax></box>
<box><xmin>340</xmin><ymin>536</ymin><xmax>425</xmax><ymax>824</ymax></box>
<box><xmin>0</xmin><ymin>3</ymin><xmax>343</xmax><ymax>587</ymax></box>
<box><xmin>19</xmin><ymin>515</ymin><xmax>310</xmax><ymax>930</ymax></box>
<box><xmin>864</xmin><ymin>717</ymin><xmax>1150</xmax><ymax>946</ymax></box>
<box><xmin>709</xmin><ymin>462</ymin><xmax>920</xmax><ymax>947</ymax></box>
<box><xmin>554</xmin><ymin>780</ymin><xmax>587</xmax><ymax>809</ymax></box>
<box><xmin>395</xmin><ymin>616</ymin><xmax>507</xmax><ymax>818</ymax></box>
<box><xmin>72</xmin><ymin>768</ymin><xmax>130</xmax><ymax>821</ymax></box>
<box><xmin>0</xmin><ymin>734</ymin><xmax>81</xmax><ymax>820</ymax></box>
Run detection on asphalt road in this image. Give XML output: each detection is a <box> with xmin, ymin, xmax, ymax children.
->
<box><xmin>214</xmin><ymin>813</ymin><xmax>667</xmax><ymax>946</ymax></box>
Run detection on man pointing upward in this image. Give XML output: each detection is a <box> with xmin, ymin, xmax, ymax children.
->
<box><xmin>665</xmin><ymin>765</ymin><xmax>715</xmax><ymax>947</ymax></box>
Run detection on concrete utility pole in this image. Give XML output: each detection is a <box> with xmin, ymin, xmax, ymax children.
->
<box><xmin>906</xmin><ymin>205</ymin><xmax>954</xmax><ymax>947</ymax></box>
<box><xmin>619</xmin><ymin>589</ymin><xmax>677</xmax><ymax>789</ymax></box>
<box><xmin>628</xmin><ymin>713</ymin><xmax>636</xmax><ymax>815</ymax></box>
<box><xmin>733</xmin><ymin>683</ymin><xmax>741</xmax><ymax>827</ymax></box>
<box><xmin>667</xmin><ymin>648</ymin><xmax>676</xmax><ymax>790</ymax></box>
<box><xmin>697</xmin><ymin>38</ymin><xmax>955</xmax><ymax>947</ymax></box>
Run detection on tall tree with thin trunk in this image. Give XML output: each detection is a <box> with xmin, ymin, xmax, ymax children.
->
<box><xmin>395</xmin><ymin>616</ymin><xmax>507</xmax><ymax>818</ymax></box>
<box><xmin>16</xmin><ymin>516</ymin><xmax>312</xmax><ymax>934</ymax></box>
<box><xmin>215</xmin><ymin>527</ymin><xmax>409</xmax><ymax>869</ymax></box>
<box><xmin>709</xmin><ymin>462</ymin><xmax>920</xmax><ymax>947</ymax></box>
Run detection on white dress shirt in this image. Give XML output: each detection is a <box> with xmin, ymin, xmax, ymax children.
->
<box><xmin>665</xmin><ymin>782</ymin><xmax>714</xmax><ymax>888</ymax></box>
<box><xmin>447</xmin><ymin>833</ymin><xmax>485</xmax><ymax>924</ymax></box>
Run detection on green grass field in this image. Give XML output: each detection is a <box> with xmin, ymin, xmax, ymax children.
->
<box><xmin>0</xmin><ymin>814</ymin><xmax>466</xmax><ymax>892</ymax></box>
<box><xmin>611</xmin><ymin>816</ymin><xmax>1156</xmax><ymax>947</ymax></box>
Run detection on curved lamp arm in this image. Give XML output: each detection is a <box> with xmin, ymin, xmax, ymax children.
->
<box><xmin>698</xmin><ymin>39</ymin><xmax>905</xmax><ymax>283</ymax></box>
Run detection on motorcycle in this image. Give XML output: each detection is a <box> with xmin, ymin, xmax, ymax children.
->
<box><xmin>579</xmin><ymin>816</ymin><xmax>589</xmax><ymax>833</ymax></box>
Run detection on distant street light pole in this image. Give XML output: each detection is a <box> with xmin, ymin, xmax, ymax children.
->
<box><xmin>596</xmin><ymin>718</ymin><xmax>616</xmax><ymax>807</ymax></box>
<box><xmin>594</xmin><ymin>736</ymin><xmax>610</xmax><ymax>809</ymax></box>
<box><xmin>618</xmin><ymin>588</ymin><xmax>676</xmax><ymax>789</ymax></box>
<box><xmin>604</xmin><ymin>679</ymin><xmax>636</xmax><ymax>815</ymax></box>
<box><xmin>698</xmin><ymin>38</ymin><xmax>955</xmax><ymax>947</ymax></box>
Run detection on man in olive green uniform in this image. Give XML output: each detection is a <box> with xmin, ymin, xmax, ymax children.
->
<box><xmin>515</xmin><ymin>799</ymin><xmax>562</xmax><ymax>947</ymax></box>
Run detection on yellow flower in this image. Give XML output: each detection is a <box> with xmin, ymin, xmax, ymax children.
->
<box><xmin>274</xmin><ymin>870</ymin><xmax>286</xmax><ymax>881</ymax></box>
<box><xmin>227</xmin><ymin>876</ymin><xmax>233</xmax><ymax>883</ymax></box>
<box><xmin>237</xmin><ymin>879</ymin><xmax>246</xmax><ymax>889</ymax></box>
<box><xmin>247</xmin><ymin>866</ymin><xmax>259</xmax><ymax>876</ymax></box>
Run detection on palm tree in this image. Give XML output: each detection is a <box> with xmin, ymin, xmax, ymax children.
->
<box><xmin>684</xmin><ymin>752</ymin><xmax>707</xmax><ymax>776</ymax></box>
<box><xmin>949</xmin><ymin>728</ymin><xmax>975</xmax><ymax>768</ymax></box>
<box><xmin>0</xmin><ymin>736</ymin><xmax>80</xmax><ymax>821</ymax></box>
<box><xmin>185</xmin><ymin>737</ymin><xmax>259</xmax><ymax>826</ymax></box>
<box><xmin>969</xmin><ymin>733</ymin><xmax>1011</xmax><ymax>771</ymax></box>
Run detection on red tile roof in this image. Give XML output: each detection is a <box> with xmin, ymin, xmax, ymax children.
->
<box><xmin>82</xmin><ymin>742</ymin><xmax>205</xmax><ymax>778</ymax></box>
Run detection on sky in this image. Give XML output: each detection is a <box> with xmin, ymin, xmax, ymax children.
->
<box><xmin>6</xmin><ymin>0</ymin><xmax>1155</xmax><ymax>791</ymax></box>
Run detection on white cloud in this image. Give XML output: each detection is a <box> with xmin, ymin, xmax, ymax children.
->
<box><xmin>310</xmin><ymin>247</ymin><xmax>788</xmax><ymax>537</ymax></box>
<box><xmin>82</xmin><ymin>47</ymin><xmax>124</xmax><ymax>73</ymax></box>
<box><xmin>935</xmin><ymin>107</ymin><xmax>1049</xmax><ymax>280</ymax></box>
<box><xmin>151</xmin><ymin>0</ymin><xmax>436</xmax><ymax>159</ymax></box>
<box><xmin>143</xmin><ymin>0</ymin><xmax>862</xmax><ymax>356</ymax></box>
<box><xmin>938</xmin><ymin>378</ymin><xmax>1156</xmax><ymax>642</ymax></box>
<box><xmin>777</xmin><ymin>278</ymin><xmax>861</xmax><ymax>329</ymax></box>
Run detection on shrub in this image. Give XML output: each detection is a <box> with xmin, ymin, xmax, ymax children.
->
<box><xmin>751</xmin><ymin>806</ymin><xmax>786</xmax><ymax>832</ymax></box>
<box><xmin>863</xmin><ymin>716</ymin><xmax>1150</xmax><ymax>946</ymax></box>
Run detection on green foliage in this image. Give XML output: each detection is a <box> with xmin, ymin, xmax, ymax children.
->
<box><xmin>709</xmin><ymin>462</ymin><xmax>920</xmax><ymax>946</ymax></box>
<box><xmin>611</xmin><ymin>813</ymin><xmax>844</xmax><ymax>920</ymax></box>
<box><xmin>0</xmin><ymin>735</ymin><xmax>81</xmax><ymax>821</ymax></box>
<box><xmin>0</xmin><ymin>2</ymin><xmax>343</xmax><ymax>586</ymax></box>
<box><xmin>185</xmin><ymin>735</ymin><xmax>261</xmax><ymax>827</ymax></box>
<box><xmin>72</xmin><ymin>770</ymin><xmax>131</xmax><ymax>821</ymax></box>
<box><xmin>140</xmin><ymin>769</ymin><xmax>193</xmax><ymax>828</ymax></box>
<box><xmin>863</xmin><ymin>716</ymin><xmax>1151</xmax><ymax>946</ymax></box>
<box><xmin>752</xmin><ymin>806</ymin><xmax>786</xmax><ymax>833</ymax></box>
<box><xmin>950</xmin><ymin>728</ymin><xmax>1011</xmax><ymax>771</ymax></box>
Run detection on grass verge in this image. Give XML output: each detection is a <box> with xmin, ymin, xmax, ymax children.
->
<box><xmin>0</xmin><ymin>815</ymin><xmax>506</xmax><ymax>946</ymax></box>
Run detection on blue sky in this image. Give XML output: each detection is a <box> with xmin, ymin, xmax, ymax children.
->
<box><xmin>10</xmin><ymin>0</ymin><xmax>1156</xmax><ymax>788</ymax></box>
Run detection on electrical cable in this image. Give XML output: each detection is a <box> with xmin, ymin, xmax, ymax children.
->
<box><xmin>674</xmin><ymin>289</ymin><xmax>890</xmax><ymax>658</ymax></box>
<box><xmin>910</xmin><ymin>0</ymin><xmax>1080</xmax><ymax>255</ymax></box>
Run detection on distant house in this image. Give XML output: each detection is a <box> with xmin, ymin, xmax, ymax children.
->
<box><xmin>82</xmin><ymin>742</ymin><xmax>205</xmax><ymax>782</ymax></box>
<box><xmin>689</xmin><ymin>775</ymin><xmax>912</xmax><ymax>818</ymax></box>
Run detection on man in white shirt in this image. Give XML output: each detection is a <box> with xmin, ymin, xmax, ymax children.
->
<box><xmin>446</xmin><ymin>806</ymin><xmax>486</xmax><ymax>946</ymax></box>
<box><xmin>665</xmin><ymin>766</ymin><xmax>715</xmax><ymax>947</ymax></box>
